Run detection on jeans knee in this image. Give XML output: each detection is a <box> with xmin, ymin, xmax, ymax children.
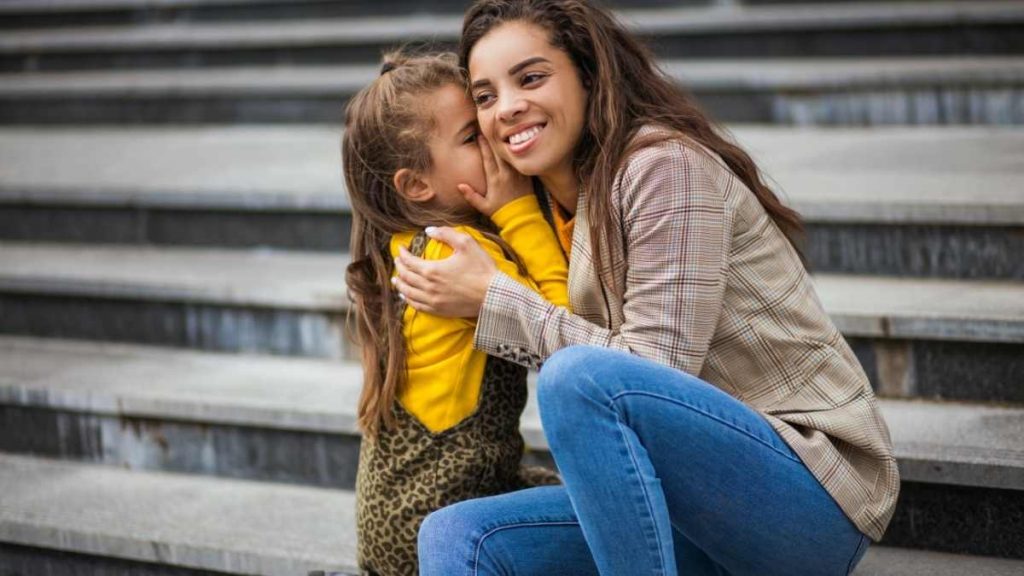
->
<box><xmin>540</xmin><ymin>342</ymin><xmax>618</xmax><ymax>401</ymax></box>
<box><xmin>538</xmin><ymin>345</ymin><xmax>608</xmax><ymax>398</ymax></box>
<box><xmin>418</xmin><ymin>500</ymin><xmax>485</xmax><ymax>571</ymax></box>
<box><xmin>537</xmin><ymin>345</ymin><xmax>621</xmax><ymax>434</ymax></box>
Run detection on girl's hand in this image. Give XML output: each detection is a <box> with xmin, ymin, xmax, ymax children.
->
<box><xmin>458</xmin><ymin>133</ymin><xmax>532</xmax><ymax>218</ymax></box>
<box><xmin>393</xmin><ymin>226</ymin><xmax>498</xmax><ymax>318</ymax></box>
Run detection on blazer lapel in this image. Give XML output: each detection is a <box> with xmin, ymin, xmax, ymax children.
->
<box><xmin>552</xmin><ymin>187</ymin><xmax>614</xmax><ymax>329</ymax></box>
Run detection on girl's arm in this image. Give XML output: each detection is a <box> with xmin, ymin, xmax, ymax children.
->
<box><xmin>488</xmin><ymin>194</ymin><xmax>569</xmax><ymax>310</ymax></box>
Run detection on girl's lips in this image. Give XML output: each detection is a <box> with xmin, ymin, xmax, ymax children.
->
<box><xmin>506</xmin><ymin>123</ymin><xmax>545</xmax><ymax>156</ymax></box>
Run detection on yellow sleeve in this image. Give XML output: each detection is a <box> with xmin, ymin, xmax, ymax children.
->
<box><xmin>488</xmin><ymin>194</ymin><xmax>570</xmax><ymax>309</ymax></box>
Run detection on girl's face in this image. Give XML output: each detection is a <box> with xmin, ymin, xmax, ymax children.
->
<box><xmin>468</xmin><ymin>21</ymin><xmax>588</xmax><ymax>181</ymax></box>
<box><xmin>421</xmin><ymin>83</ymin><xmax>486</xmax><ymax>216</ymax></box>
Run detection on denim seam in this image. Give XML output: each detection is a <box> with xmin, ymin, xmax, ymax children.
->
<box><xmin>608</xmin><ymin>390</ymin><xmax>803</xmax><ymax>465</ymax></box>
<box><xmin>844</xmin><ymin>534</ymin><xmax>869</xmax><ymax>575</ymax></box>
<box><xmin>616</xmin><ymin>418</ymin><xmax>671</xmax><ymax>575</ymax></box>
<box><xmin>472</xmin><ymin>520</ymin><xmax>581</xmax><ymax>576</ymax></box>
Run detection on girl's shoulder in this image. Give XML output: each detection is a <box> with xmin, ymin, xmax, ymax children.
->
<box><xmin>389</xmin><ymin>226</ymin><xmax>505</xmax><ymax>263</ymax></box>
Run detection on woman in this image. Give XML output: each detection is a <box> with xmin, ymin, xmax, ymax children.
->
<box><xmin>391</xmin><ymin>1</ymin><xmax>899</xmax><ymax>574</ymax></box>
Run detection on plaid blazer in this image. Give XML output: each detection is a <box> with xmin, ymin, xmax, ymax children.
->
<box><xmin>473</xmin><ymin>125</ymin><xmax>899</xmax><ymax>541</ymax></box>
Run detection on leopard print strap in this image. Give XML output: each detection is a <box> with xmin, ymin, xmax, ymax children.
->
<box><xmin>394</xmin><ymin>230</ymin><xmax>429</xmax><ymax>313</ymax></box>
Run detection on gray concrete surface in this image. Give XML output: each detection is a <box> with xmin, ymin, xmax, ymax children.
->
<box><xmin>2</xmin><ymin>57</ymin><xmax>1021</xmax><ymax>95</ymax></box>
<box><xmin>2</xmin><ymin>1</ymin><xmax>1021</xmax><ymax>53</ymax></box>
<box><xmin>0</xmin><ymin>453</ymin><xmax>358</xmax><ymax>576</ymax></box>
<box><xmin>2</xmin><ymin>125</ymin><xmax>1020</xmax><ymax>224</ymax></box>
<box><xmin>0</xmin><ymin>452</ymin><xmax>1022</xmax><ymax>576</ymax></box>
<box><xmin>1</xmin><ymin>335</ymin><xmax>1020</xmax><ymax>490</ymax></box>
<box><xmin>0</xmin><ymin>242</ymin><xmax>349</xmax><ymax>309</ymax></box>
<box><xmin>1</xmin><ymin>241</ymin><xmax>1019</xmax><ymax>343</ymax></box>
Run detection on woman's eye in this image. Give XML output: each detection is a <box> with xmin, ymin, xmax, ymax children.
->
<box><xmin>522</xmin><ymin>72</ymin><xmax>546</xmax><ymax>86</ymax></box>
<box><xmin>463</xmin><ymin>132</ymin><xmax>478</xmax><ymax>144</ymax></box>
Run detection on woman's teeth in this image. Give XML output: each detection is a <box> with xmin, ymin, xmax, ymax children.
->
<box><xmin>509</xmin><ymin>125</ymin><xmax>543</xmax><ymax>145</ymax></box>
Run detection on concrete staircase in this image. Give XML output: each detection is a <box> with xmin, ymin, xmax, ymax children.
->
<box><xmin>0</xmin><ymin>0</ymin><xmax>1021</xmax><ymax>574</ymax></box>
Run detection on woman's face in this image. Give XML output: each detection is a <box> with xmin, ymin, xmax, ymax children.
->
<box><xmin>468</xmin><ymin>21</ymin><xmax>588</xmax><ymax>181</ymax></box>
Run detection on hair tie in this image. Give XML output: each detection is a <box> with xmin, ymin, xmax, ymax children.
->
<box><xmin>380</xmin><ymin>62</ymin><xmax>397</xmax><ymax>75</ymax></box>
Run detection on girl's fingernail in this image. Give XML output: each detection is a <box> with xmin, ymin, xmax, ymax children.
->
<box><xmin>390</xmin><ymin>277</ymin><xmax>397</xmax><ymax>285</ymax></box>
<box><xmin>425</xmin><ymin>226</ymin><xmax>437</xmax><ymax>236</ymax></box>
<box><xmin>398</xmin><ymin>293</ymin><xmax>406</xmax><ymax>301</ymax></box>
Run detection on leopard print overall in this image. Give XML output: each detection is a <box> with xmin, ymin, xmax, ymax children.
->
<box><xmin>355</xmin><ymin>230</ymin><xmax>562</xmax><ymax>576</ymax></box>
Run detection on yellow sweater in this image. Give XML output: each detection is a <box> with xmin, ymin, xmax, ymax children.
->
<box><xmin>389</xmin><ymin>194</ymin><xmax>569</xmax><ymax>432</ymax></box>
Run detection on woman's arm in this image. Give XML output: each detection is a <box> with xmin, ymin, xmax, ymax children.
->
<box><xmin>396</xmin><ymin>140</ymin><xmax>733</xmax><ymax>374</ymax></box>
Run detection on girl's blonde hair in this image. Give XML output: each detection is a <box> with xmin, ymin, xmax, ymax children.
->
<box><xmin>343</xmin><ymin>49</ymin><xmax>526</xmax><ymax>439</ymax></box>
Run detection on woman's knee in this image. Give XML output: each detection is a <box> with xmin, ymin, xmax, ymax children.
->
<box><xmin>418</xmin><ymin>499</ymin><xmax>490</xmax><ymax>572</ymax></box>
<box><xmin>537</xmin><ymin>345</ymin><xmax>615</xmax><ymax>403</ymax></box>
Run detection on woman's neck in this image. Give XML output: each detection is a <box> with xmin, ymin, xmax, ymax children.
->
<box><xmin>540</xmin><ymin>167</ymin><xmax>579</xmax><ymax>218</ymax></box>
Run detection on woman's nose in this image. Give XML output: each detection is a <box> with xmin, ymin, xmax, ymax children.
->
<box><xmin>497</xmin><ymin>95</ymin><xmax>527</xmax><ymax>123</ymax></box>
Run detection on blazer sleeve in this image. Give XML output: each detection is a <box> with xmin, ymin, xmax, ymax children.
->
<box><xmin>473</xmin><ymin>139</ymin><xmax>733</xmax><ymax>374</ymax></box>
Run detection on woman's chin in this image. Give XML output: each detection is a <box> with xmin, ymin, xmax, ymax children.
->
<box><xmin>506</xmin><ymin>156</ymin><xmax>547</xmax><ymax>178</ymax></box>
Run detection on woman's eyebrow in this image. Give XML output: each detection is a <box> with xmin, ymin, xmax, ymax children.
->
<box><xmin>508</xmin><ymin>56</ymin><xmax>550</xmax><ymax>76</ymax></box>
<box><xmin>470</xmin><ymin>56</ymin><xmax>552</xmax><ymax>90</ymax></box>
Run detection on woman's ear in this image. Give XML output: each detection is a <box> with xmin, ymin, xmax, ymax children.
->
<box><xmin>393</xmin><ymin>168</ymin><xmax>435</xmax><ymax>204</ymax></box>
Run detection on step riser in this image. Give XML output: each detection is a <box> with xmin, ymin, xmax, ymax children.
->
<box><xmin>2</xmin><ymin>404</ymin><xmax>1019</xmax><ymax>559</ymax></box>
<box><xmin>0</xmin><ymin>1</ymin><xmax>706</xmax><ymax>30</ymax></box>
<box><xmin>882</xmin><ymin>481</ymin><xmax>1024</xmax><ymax>560</ymax></box>
<box><xmin>1</xmin><ymin>84</ymin><xmax>1020</xmax><ymax>126</ymax></box>
<box><xmin>2</xmin><ymin>206</ymin><xmax>1020</xmax><ymax>280</ymax></box>
<box><xmin>0</xmin><ymin>294</ymin><xmax>1020</xmax><ymax>403</ymax></box>
<box><xmin>804</xmin><ymin>224</ymin><xmax>1024</xmax><ymax>280</ymax></box>
<box><xmin>0</xmin><ymin>405</ymin><xmax>556</xmax><ymax>491</ymax></box>
<box><xmin>0</xmin><ymin>294</ymin><xmax>357</xmax><ymax>360</ymax></box>
<box><xmin>0</xmin><ymin>205</ymin><xmax>350</xmax><ymax>253</ymax></box>
<box><xmin>6</xmin><ymin>25</ymin><xmax>1024</xmax><ymax>74</ymax></box>
<box><xmin>0</xmin><ymin>405</ymin><xmax>362</xmax><ymax>490</ymax></box>
<box><xmin>0</xmin><ymin>543</ymin><xmax>232</xmax><ymax>576</ymax></box>
<box><xmin>849</xmin><ymin>338</ymin><xmax>1024</xmax><ymax>405</ymax></box>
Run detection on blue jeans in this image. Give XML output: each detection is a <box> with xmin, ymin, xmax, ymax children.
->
<box><xmin>418</xmin><ymin>345</ymin><xmax>871</xmax><ymax>575</ymax></box>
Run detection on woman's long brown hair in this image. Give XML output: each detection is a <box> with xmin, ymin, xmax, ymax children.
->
<box><xmin>343</xmin><ymin>50</ymin><xmax>526</xmax><ymax>439</ymax></box>
<box><xmin>459</xmin><ymin>0</ymin><xmax>807</xmax><ymax>281</ymax></box>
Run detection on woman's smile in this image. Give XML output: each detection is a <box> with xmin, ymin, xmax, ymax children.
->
<box><xmin>504</xmin><ymin>122</ymin><xmax>546</xmax><ymax>155</ymax></box>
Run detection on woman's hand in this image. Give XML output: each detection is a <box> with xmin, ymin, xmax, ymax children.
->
<box><xmin>458</xmin><ymin>133</ymin><xmax>532</xmax><ymax>218</ymax></box>
<box><xmin>393</xmin><ymin>226</ymin><xmax>498</xmax><ymax>318</ymax></box>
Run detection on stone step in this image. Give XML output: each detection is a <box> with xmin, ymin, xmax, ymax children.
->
<box><xmin>3</xmin><ymin>1</ymin><xmax>1022</xmax><ymax>72</ymax></box>
<box><xmin>0</xmin><ymin>0</ymin><xmax>999</xmax><ymax>30</ymax></box>
<box><xmin>0</xmin><ymin>347</ymin><xmax>1023</xmax><ymax>562</ymax></box>
<box><xmin>0</xmin><ymin>241</ymin><xmax>1020</xmax><ymax>402</ymax></box>
<box><xmin>2</xmin><ymin>335</ymin><xmax>1021</xmax><ymax>490</ymax></box>
<box><xmin>0</xmin><ymin>57</ymin><xmax>1021</xmax><ymax>125</ymax></box>
<box><xmin>0</xmin><ymin>241</ymin><xmax>353</xmax><ymax>358</ymax></box>
<box><xmin>0</xmin><ymin>453</ymin><xmax>360</xmax><ymax>576</ymax></box>
<box><xmin>3</xmin><ymin>455</ymin><xmax>1021</xmax><ymax>576</ymax></box>
<box><xmin>1</xmin><ymin>124</ymin><xmax>1021</xmax><ymax>279</ymax></box>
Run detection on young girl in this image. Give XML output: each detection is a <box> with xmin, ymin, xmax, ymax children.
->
<box><xmin>342</xmin><ymin>51</ymin><xmax>567</xmax><ymax>576</ymax></box>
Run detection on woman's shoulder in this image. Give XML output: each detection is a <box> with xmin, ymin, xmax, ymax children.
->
<box><xmin>619</xmin><ymin>124</ymin><xmax>718</xmax><ymax>175</ymax></box>
<box><xmin>611</xmin><ymin>124</ymin><xmax>726</xmax><ymax>204</ymax></box>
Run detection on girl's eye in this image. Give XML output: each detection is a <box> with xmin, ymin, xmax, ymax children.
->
<box><xmin>462</xmin><ymin>131</ymin><xmax>478</xmax><ymax>144</ymax></box>
<box><xmin>473</xmin><ymin>93</ymin><xmax>494</xmax><ymax>107</ymax></box>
